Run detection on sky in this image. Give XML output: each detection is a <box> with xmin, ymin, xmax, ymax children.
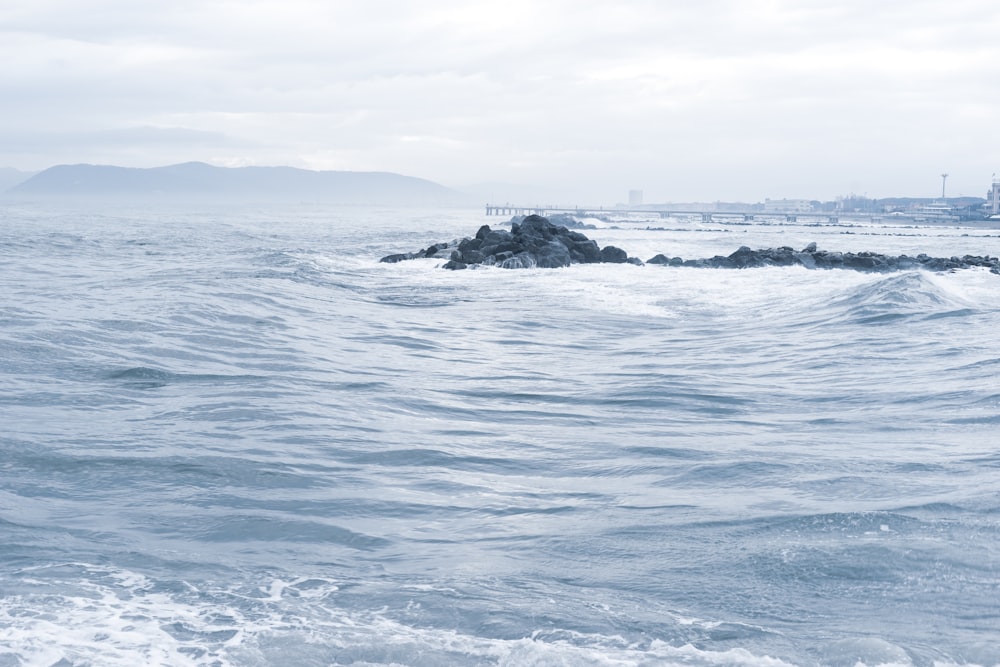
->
<box><xmin>2</xmin><ymin>0</ymin><xmax>999</xmax><ymax>203</ymax></box>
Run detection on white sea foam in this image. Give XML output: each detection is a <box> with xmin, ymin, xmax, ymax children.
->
<box><xmin>0</xmin><ymin>564</ymin><xmax>814</xmax><ymax>667</ymax></box>
<box><xmin>5</xmin><ymin>564</ymin><xmax>991</xmax><ymax>667</ymax></box>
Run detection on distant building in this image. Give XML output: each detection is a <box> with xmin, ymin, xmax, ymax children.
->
<box><xmin>988</xmin><ymin>177</ymin><xmax>1000</xmax><ymax>216</ymax></box>
<box><xmin>628</xmin><ymin>190</ymin><xmax>643</xmax><ymax>206</ymax></box>
<box><xmin>763</xmin><ymin>198</ymin><xmax>814</xmax><ymax>213</ymax></box>
<box><xmin>835</xmin><ymin>194</ymin><xmax>877</xmax><ymax>213</ymax></box>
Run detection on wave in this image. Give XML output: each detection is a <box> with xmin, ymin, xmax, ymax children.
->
<box><xmin>828</xmin><ymin>271</ymin><xmax>979</xmax><ymax>325</ymax></box>
<box><xmin>2</xmin><ymin>562</ymin><xmax>965</xmax><ymax>667</ymax></box>
<box><xmin>105</xmin><ymin>367</ymin><xmax>268</xmax><ymax>389</ymax></box>
<box><xmin>3</xmin><ymin>562</ymin><xmax>995</xmax><ymax>666</ymax></box>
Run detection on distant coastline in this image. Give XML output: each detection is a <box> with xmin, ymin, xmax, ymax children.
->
<box><xmin>1</xmin><ymin>162</ymin><xmax>996</xmax><ymax>219</ymax></box>
<box><xmin>2</xmin><ymin>162</ymin><xmax>475</xmax><ymax>206</ymax></box>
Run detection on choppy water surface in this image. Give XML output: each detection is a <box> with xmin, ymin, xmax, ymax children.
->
<box><xmin>1</xmin><ymin>202</ymin><xmax>998</xmax><ymax>666</ymax></box>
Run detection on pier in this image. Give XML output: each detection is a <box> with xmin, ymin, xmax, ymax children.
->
<box><xmin>484</xmin><ymin>204</ymin><xmax>545</xmax><ymax>216</ymax></box>
<box><xmin>486</xmin><ymin>204</ymin><xmax>650</xmax><ymax>217</ymax></box>
<box><xmin>486</xmin><ymin>204</ymin><xmax>844</xmax><ymax>224</ymax></box>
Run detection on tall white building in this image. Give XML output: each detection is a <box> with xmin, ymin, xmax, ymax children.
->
<box><xmin>763</xmin><ymin>198</ymin><xmax>814</xmax><ymax>213</ymax></box>
<box><xmin>988</xmin><ymin>177</ymin><xmax>1000</xmax><ymax>216</ymax></box>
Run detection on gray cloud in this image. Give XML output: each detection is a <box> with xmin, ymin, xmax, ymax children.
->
<box><xmin>2</xmin><ymin>0</ymin><xmax>998</xmax><ymax>201</ymax></box>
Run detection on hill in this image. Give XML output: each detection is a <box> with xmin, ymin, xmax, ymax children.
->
<box><xmin>7</xmin><ymin>162</ymin><xmax>472</xmax><ymax>205</ymax></box>
<box><xmin>0</xmin><ymin>168</ymin><xmax>37</xmax><ymax>192</ymax></box>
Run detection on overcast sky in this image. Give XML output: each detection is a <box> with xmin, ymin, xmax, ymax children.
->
<box><xmin>2</xmin><ymin>0</ymin><xmax>998</xmax><ymax>202</ymax></box>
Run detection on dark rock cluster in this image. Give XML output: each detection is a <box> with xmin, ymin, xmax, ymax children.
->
<box><xmin>380</xmin><ymin>215</ymin><xmax>1000</xmax><ymax>274</ymax></box>
<box><xmin>650</xmin><ymin>243</ymin><xmax>1000</xmax><ymax>274</ymax></box>
<box><xmin>510</xmin><ymin>212</ymin><xmax>598</xmax><ymax>229</ymax></box>
<box><xmin>380</xmin><ymin>214</ymin><xmax>637</xmax><ymax>270</ymax></box>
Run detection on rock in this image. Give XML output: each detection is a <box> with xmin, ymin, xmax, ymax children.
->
<box><xmin>600</xmin><ymin>245</ymin><xmax>628</xmax><ymax>263</ymax></box>
<box><xmin>705</xmin><ymin>255</ymin><xmax>736</xmax><ymax>268</ymax></box>
<box><xmin>567</xmin><ymin>238</ymin><xmax>602</xmax><ymax>263</ymax></box>
<box><xmin>381</xmin><ymin>214</ymin><xmax>634</xmax><ymax>270</ymax></box>
<box><xmin>728</xmin><ymin>246</ymin><xmax>756</xmax><ymax>268</ymax></box>
<box><xmin>423</xmin><ymin>242</ymin><xmax>450</xmax><ymax>257</ymax></box>
<box><xmin>813</xmin><ymin>251</ymin><xmax>843</xmax><ymax>268</ymax></box>
<box><xmin>510</xmin><ymin>212</ymin><xmax>596</xmax><ymax>229</ymax></box>
<box><xmin>843</xmin><ymin>254</ymin><xmax>878</xmax><ymax>270</ymax></box>
<box><xmin>380</xmin><ymin>252</ymin><xmax>416</xmax><ymax>264</ymax></box>
<box><xmin>793</xmin><ymin>252</ymin><xmax>817</xmax><ymax>269</ymax></box>
<box><xmin>535</xmin><ymin>240</ymin><xmax>573</xmax><ymax>268</ymax></box>
<box><xmin>379</xmin><ymin>238</ymin><xmax>461</xmax><ymax>263</ymax></box>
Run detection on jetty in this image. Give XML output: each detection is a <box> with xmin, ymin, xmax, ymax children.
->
<box><xmin>485</xmin><ymin>204</ymin><xmax>844</xmax><ymax>223</ymax></box>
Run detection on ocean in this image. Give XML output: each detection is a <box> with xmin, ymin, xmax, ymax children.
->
<box><xmin>1</xmin><ymin>201</ymin><xmax>998</xmax><ymax>666</ymax></box>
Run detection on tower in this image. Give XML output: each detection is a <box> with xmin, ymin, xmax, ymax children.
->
<box><xmin>941</xmin><ymin>173</ymin><xmax>948</xmax><ymax>199</ymax></box>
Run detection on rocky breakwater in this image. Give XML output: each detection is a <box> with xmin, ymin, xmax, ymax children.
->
<box><xmin>648</xmin><ymin>243</ymin><xmax>1000</xmax><ymax>274</ymax></box>
<box><xmin>381</xmin><ymin>215</ymin><xmax>1000</xmax><ymax>275</ymax></box>
<box><xmin>380</xmin><ymin>214</ymin><xmax>639</xmax><ymax>269</ymax></box>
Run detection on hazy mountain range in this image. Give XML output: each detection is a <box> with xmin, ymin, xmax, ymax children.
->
<box><xmin>3</xmin><ymin>162</ymin><xmax>481</xmax><ymax>205</ymax></box>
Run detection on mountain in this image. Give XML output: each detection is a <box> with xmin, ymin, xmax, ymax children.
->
<box><xmin>0</xmin><ymin>168</ymin><xmax>37</xmax><ymax>192</ymax></box>
<box><xmin>7</xmin><ymin>162</ymin><xmax>473</xmax><ymax>205</ymax></box>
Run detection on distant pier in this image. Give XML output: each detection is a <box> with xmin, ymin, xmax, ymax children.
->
<box><xmin>486</xmin><ymin>204</ymin><xmax>844</xmax><ymax>224</ymax></box>
<box><xmin>485</xmin><ymin>204</ymin><xmax>616</xmax><ymax>217</ymax></box>
<box><xmin>485</xmin><ymin>205</ymin><xmax>545</xmax><ymax>216</ymax></box>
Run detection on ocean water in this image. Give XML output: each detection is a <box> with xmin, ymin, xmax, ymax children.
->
<box><xmin>1</xmin><ymin>202</ymin><xmax>998</xmax><ymax>667</ymax></box>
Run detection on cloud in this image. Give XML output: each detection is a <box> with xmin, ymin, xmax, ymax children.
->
<box><xmin>2</xmin><ymin>0</ymin><xmax>998</xmax><ymax>200</ymax></box>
